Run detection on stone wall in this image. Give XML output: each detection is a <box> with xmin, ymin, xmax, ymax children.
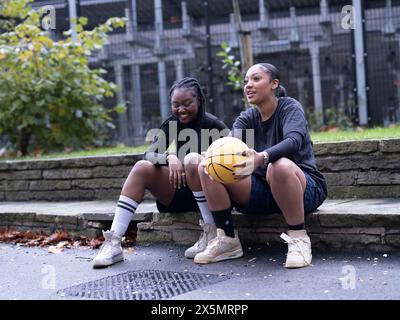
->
<box><xmin>136</xmin><ymin>209</ymin><xmax>400</xmax><ymax>251</ymax></box>
<box><xmin>314</xmin><ymin>139</ymin><xmax>400</xmax><ymax>198</ymax></box>
<box><xmin>0</xmin><ymin>154</ymin><xmax>142</xmax><ymax>201</ymax></box>
<box><xmin>1</xmin><ymin>138</ymin><xmax>400</xmax><ymax>201</ymax></box>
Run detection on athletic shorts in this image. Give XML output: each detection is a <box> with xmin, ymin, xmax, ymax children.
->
<box><xmin>233</xmin><ymin>171</ymin><xmax>326</xmax><ymax>215</ymax></box>
<box><xmin>156</xmin><ymin>186</ymin><xmax>199</xmax><ymax>213</ymax></box>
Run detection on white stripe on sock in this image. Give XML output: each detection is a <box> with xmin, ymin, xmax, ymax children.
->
<box><xmin>111</xmin><ymin>195</ymin><xmax>140</xmax><ymax>237</ymax></box>
<box><xmin>193</xmin><ymin>191</ymin><xmax>215</xmax><ymax>225</ymax></box>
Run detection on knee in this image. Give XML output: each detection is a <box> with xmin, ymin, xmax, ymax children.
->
<box><xmin>184</xmin><ymin>152</ymin><xmax>202</xmax><ymax>167</ymax></box>
<box><xmin>184</xmin><ymin>153</ymin><xmax>202</xmax><ymax>176</ymax></box>
<box><xmin>197</xmin><ymin>161</ymin><xmax>208</xmax><ymax>180</ymax></box>
<box><xmin>266</xmin><ymin>158</ymin><xmax>296</xmax><ymax>181</ymax></box>
<box><xmin>131</xmin><ymin>160</ymin><xmax>155</xmax><ymax>178</ymax></box>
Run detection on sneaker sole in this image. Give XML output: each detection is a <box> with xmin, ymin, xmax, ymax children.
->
<box><xmin>185</xmin><ymin>249</ymin><xmax>204</xmax><ymax>259</ymax></box>
<box><xmin>194</xmin><ymin>248</ymin><xmax>243</xmax><ymax>264</ymax></box>
<box><xmin>184</xmin><ymin>252</ymin><xmax>196</xmax><ymax>259</ymax></box>
<box><xmin>284</xmin><ymin>260</ymin><xmax>312</xmax><ymax>269</ymax></box>
<box><xmin>92</xmin><ymin>253</ymin><xmax>124</xmax><ymax>268</ymax></box>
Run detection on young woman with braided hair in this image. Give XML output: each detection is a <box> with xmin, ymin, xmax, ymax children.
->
<box><xmin>92</xmin><ymin>77</ymin><xmax>228</xmax><ymax>268</ymax></box>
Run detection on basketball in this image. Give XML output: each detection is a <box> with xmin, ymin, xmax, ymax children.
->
<box><xmin>204</xmin><ymin>137</ymin><xmax>249</xmax><ymax>184</ymax></box>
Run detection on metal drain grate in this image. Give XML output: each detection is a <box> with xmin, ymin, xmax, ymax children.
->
<box><xmin>58</xmin><ymin>269</ymin><xmax>229</xmax><ymax>300</ymax></box>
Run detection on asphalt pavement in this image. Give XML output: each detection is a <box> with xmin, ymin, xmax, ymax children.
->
<box><xmin>0</xmin><ymin>242</ymin><xmax>399</xmax><ymax>300</ymax></box>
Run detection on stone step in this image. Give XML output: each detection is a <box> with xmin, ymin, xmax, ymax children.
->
<box><xmin>1</xmin><ymin>199</ymin><xmax>400</xmax><ymax>251</ymax></box>
<box><xmin>0</xmin><ymin>201</ymin><xmax>155</xmax><ymax>238</ymax></box>
<box><xmin>136</xmin><ymin>198</ymin><xmax>400</xmax><ymax>251</ymax></box>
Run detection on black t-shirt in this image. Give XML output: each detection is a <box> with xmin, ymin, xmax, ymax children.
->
<box><xmin>231</xmin><ymin>97</ymin><xmax>327</xmax><ymax>196</ymax></box>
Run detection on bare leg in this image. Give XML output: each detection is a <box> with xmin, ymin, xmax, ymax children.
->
<box><xmin>184</xmin><ymin>153</ymin><xmax>203</xmax><ymax>191</ymax></box>
<box><xmin>198</xmin><ymin>164</ymin><xmax>252</xmax><ymax>211</ymax></box>
<box><xmin>266</xmin><ymin>157</ymin><xmax>307</xmax><ymax>226</ymax></box>
<box><xmin>121</xmin><ymin>160</ymin><xmax>175</xmax><ymax>206</ymax></box>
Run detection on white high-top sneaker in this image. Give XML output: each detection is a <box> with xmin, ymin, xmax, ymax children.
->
<box><xmin>194</xmin><ymin>229</ymin><xmax>243</xmax><ymax>264</ymax></box>
<box><xmin>280</xmin><ymin>230</ymin><xmax>312</xmax><ymax>268</ymax></box>
<box><xmin>92</xmin><ymin>230</ymin><xmax>124</xmax><ymax>268</ymax></box>
<box><xmin>185</xmin><ymin>219</ymin><xmax>217</xmax><ymax>259</ymax></box>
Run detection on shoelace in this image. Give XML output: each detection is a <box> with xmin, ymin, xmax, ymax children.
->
<box><xmin>280</xmin><ymin>233</ymin><xmax>310</xmax><ymax>265</ymax></box>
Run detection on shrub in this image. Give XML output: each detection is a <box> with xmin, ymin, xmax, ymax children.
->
<box><xmin>0</xmin><ymin>0</ymin><xmax>126</xmax><ymax>155</ymax></box>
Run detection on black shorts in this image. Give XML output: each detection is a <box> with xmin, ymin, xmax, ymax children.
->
<box><xmin>156</xmin><ymin>186</ymin><xmax>199</xmax><ymax>213</ymax></box>
<box><xmin>233</xmin><ymin>171</ymin><xmax>326</xmax><ymax>215</ymax></box>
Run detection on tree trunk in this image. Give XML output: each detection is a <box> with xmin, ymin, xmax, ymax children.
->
<box><xmin>18</xmin><ymin>128</ymin><xmax>31</xmax><ymax>156</ymax></box>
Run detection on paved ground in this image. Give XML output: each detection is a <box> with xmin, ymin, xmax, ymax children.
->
<box><xmin>0</xmin><ymin>242</ymin><xmax>399</xmax><ymax>300</ymax></box>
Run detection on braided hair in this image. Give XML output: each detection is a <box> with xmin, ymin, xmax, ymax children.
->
<box><xmin>168</xmin><ymin>77</ymin><xmax>206</xmax><ymax>111</ymax></box>
<box><xmin>257</xmin><ymin>63</ymin><xmax>287</xmax><ymax>98</ymax></box>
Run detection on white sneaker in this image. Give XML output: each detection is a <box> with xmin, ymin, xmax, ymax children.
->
<box><xmin>185</xmin><ymin>220</ymin><xmax>217</xmax><ymax>259</ymax></box>
<box><xmin>194</xmin><ymin>228</ymin><xmax>243</xmax><ymax>264</ymax></box>
<box><xmin>280</xmin><ymin>230</ymin><xmax>312</xmax><ymax>268</ymax></box>
<box><xmin>92</xmin><ymin>230</ymin><xmax>124</xmax><ymax>268</ymax></box>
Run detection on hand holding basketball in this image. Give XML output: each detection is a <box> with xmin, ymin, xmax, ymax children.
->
<box><xmin>233</xmin><ymin>149</ymin><xmax>264</xmax><ymax>180</ymax></box>
<box><xmin>204</xmin><ymin>137</ymin><xmax>249</xmax><ymax>184</ymax></box>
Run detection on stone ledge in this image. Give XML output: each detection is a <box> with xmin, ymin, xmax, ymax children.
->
<box><xmin>379</xmin><ymin>139</ymin><xmax>400</xmax><ymax>153</ymax></box>
<box><xmin>0</xmin><ymin>154</ymin><xmax>143</xmax><ymax>171</ymax></box>
<box><xmin>0</xmin><ymin>200</ymin><xmax>154</xmax><ymax>238</ymax></box>
<box><xmin>313</xmin><ymin>140</ymin><xmax>379</xmax><ymax>155</ymax></box>
<box><xmin>136</xmin><ymin>199</ymin><xmax>400</xmax><ymax>250</ymax></box>
<box><xmin>1</xmin><ymin>199</ymin><xmax>400</xmax><ymax>250</ymax></box>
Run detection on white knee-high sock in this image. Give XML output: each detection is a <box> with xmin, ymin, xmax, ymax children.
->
<box><xmin>111</xmin><ymin>195</ymin><xmax>140</xmax><ymax>237</ymax></box>
<box><xmin>193</xmin><ymin>191</ymin><xmax>215</xmax><ymax>225</ymax></box>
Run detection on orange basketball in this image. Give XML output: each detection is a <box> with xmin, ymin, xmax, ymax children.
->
<box><xmin>204</xmin><ymin>137</ymin><xmax>249</xmax><ymax>184</ymax></box>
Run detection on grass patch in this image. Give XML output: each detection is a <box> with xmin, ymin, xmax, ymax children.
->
<box><xmin>311</xmin><ymin>125</ymin><xmax>400</xmax><ymax>142</ymax></box>
<box><xmin>3</xmin><ymin>144</ymin><xmax>148</xmax><ymax>161</ymax></box>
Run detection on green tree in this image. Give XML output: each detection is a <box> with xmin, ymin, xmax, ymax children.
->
<box><xmin>0</xmin><ymin>0</ymin><xmax>126</xmax><ymax>155</ymax></box>
<box><xmin>216</xmin><ymin>42</ymin><xmax>243</xmax><ymax>91</ymax></box>
<box><xmin>216</xmin><ymin>42</ymin><xmax>248</xmax><ymax>111</ymax></box>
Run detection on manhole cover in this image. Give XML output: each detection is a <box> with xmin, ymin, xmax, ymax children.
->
<box><xmin>58</xmin><ymin>269</ymin><xmax>229</xmax><ymax>300</ymax></box>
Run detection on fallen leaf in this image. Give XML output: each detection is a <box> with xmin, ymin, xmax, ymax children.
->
<box><xmin>123</xmin><ymin>247</ymin><xmax>136</xmax><ymax>254</ymax></box>
<box><xmin>48</xmin><ymin>246</ymin><xmax>63</xmax><ymax>254</ymax></box>
<box><xmin>89</xmin><ymin>238</ymin><xmax>104</xmax><ymax>249</ymax></box>
<box><xmin>42</xmin><ymin>230</ymin><xmax>69</xmax><ymax>245</ymax></box>
<box><xmin>55</xmin><ymin>241</ymin><xmax>69</xmax><ymax>249</ymax></box>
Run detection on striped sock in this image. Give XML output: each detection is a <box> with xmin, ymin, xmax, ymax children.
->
<box><xmin>111</xmin><ymin>195</ymin><xmax>140</xmax><ymax>237</ymax></box>
<box><xmin>193</xmin><ymin>191</ymin><xmax>215</xmax><ymax>225</ymax></box>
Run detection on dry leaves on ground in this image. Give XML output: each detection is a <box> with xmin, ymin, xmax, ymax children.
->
<box><xmin>0</xmin><ymin>228</ymin><xmax>136</xmax><ymax>250</ymax></box>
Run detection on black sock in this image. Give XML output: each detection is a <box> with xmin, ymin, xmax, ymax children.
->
<box><xmin>212</xmin><ymin>208</ymin><xmax>235</xmax><ymax>238</ymax></box>
<box><xmin>288</xmin><ymin>222</ymin><xmax>305</xmax><ymax>231</ymax></box>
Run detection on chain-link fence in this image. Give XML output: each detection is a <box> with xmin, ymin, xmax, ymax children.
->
<box><xmin>29</xmin><ymin>0</ymin><xmax>400</xmax><ymax>145</ymax></box>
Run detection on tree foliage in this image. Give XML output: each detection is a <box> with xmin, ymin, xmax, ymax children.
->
<box><xmin>216</xmin><ymin>42</ymin><xmax>243</xmax><ymax>91</ymax></box>
<box><xmin>0</xmin><ymin>0</ymin><xmax>126</xmax><ymax>155</ymax></box>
